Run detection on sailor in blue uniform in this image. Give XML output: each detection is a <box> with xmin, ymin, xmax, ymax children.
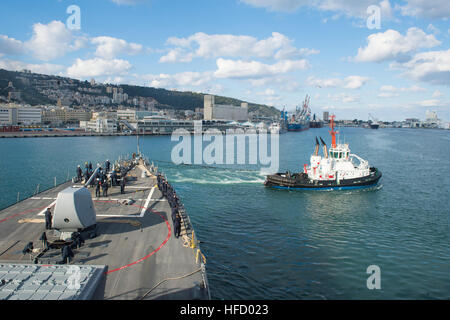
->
<box><xmin>45</xmin><ymin>208</ymin><xmax>52</xmax><ymax>230</ymax></box>
<box><xmin>174</xmin><ymin>214</ymin><xmax>181</xmax><ymax>238</ymax></box>
<box><xmin>96</xmin><ymin>180</ymin><xmax>101</xmax><ymax>198</ymax></box>
<box><xmin>76</xmin><ymin>165</ymin><xmax>82</xmax><ymax>182</ymax></box>
<box><xmin>120</xmin><ymin>177</ymin><xmax>126</xmax><ymax>194</ymax></box>
<box><xmin>102</xmin><ymin>180</ymin><xmax>109</xmax><ymax>197</ymax></box>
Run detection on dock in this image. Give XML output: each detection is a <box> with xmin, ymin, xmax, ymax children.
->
<box><xmin>0</xmin><ymin>158</ymin><xmax>210</xmax><ymax>300</ymax></box>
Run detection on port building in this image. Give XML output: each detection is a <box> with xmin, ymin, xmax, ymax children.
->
<box><xmin>41</xmin><ymin>107</ymin><xmax>92</xmax><ymax>124</ymax></box>
<box><xmin>203</xmin><ymin>95</ymin><xmax>248</xmax><ymax>121</ymax></box>
<box><xmin>0</xmin><ymin>103</ymin><xmax>41</xmax><ymax>125</ymax></box>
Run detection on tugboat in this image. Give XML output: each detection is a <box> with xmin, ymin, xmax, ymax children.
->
<box><xmin>264</xmin><ymin>115</ymin><xmax>382</xmax><ymax>190</ymax></box>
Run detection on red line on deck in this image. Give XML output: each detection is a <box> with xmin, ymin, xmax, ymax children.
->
<box><xmin>1</xmin><ymin>199</ymin><xmax>172</xmax><ymax>275</ymax></box>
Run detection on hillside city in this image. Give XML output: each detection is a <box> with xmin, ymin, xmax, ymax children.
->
<box><xmin>0</xmin><ymin>69</ymin><xmax>447</xmax><ymax>134</ymax></box>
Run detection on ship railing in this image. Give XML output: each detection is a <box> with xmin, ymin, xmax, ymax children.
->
<box><xmin>349</xmin><ymin>154</ymin><xmax>369</xmax><ymax>169</ymax></box>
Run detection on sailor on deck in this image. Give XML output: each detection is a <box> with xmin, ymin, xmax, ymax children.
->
<box><xmin>102</xmin><ymin>180</ymin><xmax>109</xmax><ymax>197</ymax></box>
<box><xmin>120</xmin><ymin>177</ymin><xmax>126</xmax><ymax>194</ymax></box>
<box><xmin>40</xmin><ymin>232</ymin><xmax>48</xmax><ymax>250</ymax></box>
<box><xmin>61</xmin><ymin>245</ymin><xmax>74</xmax><ymax>264</ymax></box>
<box><xmin>45</xmin><ymin>208</ymin><xmax>52</xmax><ymax>230</ymax></box>
<box><xmin>76</xmin><ymin>165</ymin><xmax>82</xmax><ymax>182</ymax></box>
<box><xmin>174</xmin><ymin>214</ymin><xmax>181</xmax><ymax>238</ymax></box>
<box><xmin>84</xmin><ymin>168</ymin><xmax>90</xmax><ymax>183</ymax></box>
<box><xmin>111</xmin><ymin>170</ymin><xmax>118</xmax><ymax>186</ymax></box>
<box><xmin>95</xmin><ymin>180</ymin><xmax>101</xmax><ymax>198</ymax></box>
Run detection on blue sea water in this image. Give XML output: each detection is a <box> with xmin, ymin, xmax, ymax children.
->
<box><xmin>0</xmin><ymin>127</ymin><xmax>449</xmax><ymax>299</ymax></box>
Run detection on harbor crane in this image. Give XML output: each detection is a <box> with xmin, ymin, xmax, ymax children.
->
<box><xmin>368</xmin><ymin>113</ymin><xmax>380</xmax><ymax>129</ymax></box>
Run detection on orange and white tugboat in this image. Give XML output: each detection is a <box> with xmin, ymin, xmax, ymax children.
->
<box><xmin>264</xmin><ymin>115</ymin><xmax>382</xmax><ymax>190</ymax></box>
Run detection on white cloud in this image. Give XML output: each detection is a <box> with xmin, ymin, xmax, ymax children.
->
<box><xmin>25</xmin><ymin>21</ymin><xmax>87</xmax><ymax>61</ymax></box>
<box><xmin>241</xmin><ymin>0</ymin><xmax>393</xmax><ymax>18</ymax></box>
<box><xmin>427</xmin><ymin>24</ymin><xmax>440</xmax><ymax>35</ymax></box>
<box><xmin>254</xmin><ymin>88</ymin><xmax>281</xmax><ymax>105</ymax></box>
<box><xmin>103</xmin><ymin>76</ymin><xmax>125</xmax><ymax>84</ymax></box>
<box><xmin>329</xmin><ymin>92</ymin><xmax>360</xmax><ymax>103</ymax></box>
<box><xmin>378</xmin><ymin>84</ymin><xmax>426</xmax><ymax>97</ymax></box>
<box><xmin>354</xmin><ymin>27</ymin><xmax>441</xmax><ymax>63</ymax></box>
<box><xmin>141</xmin><ymin>71</ymin><xmax>213</xmax><ymax>88</ymax></box>
<box><xmin>0</xmin><ymin>35</ymin><xmax>25</xmax><ymax>55</ymax></box>
<box><xmin>398</xmin><ymin>0</ymin><xmax>450</xmax><ymax>19</ymax></box>
<box><xmin>240</xmin><ymin>0</ymin><xmax>309</xmax><ymax>12</ymax></box>
<box><xmin>214</xmin><ymin>58</ymin><xmax>309</xmax><ymax>79</ymax></box>
<box><xmin>432</xmin><ymin>90</ymin><xmax>443</xmax><ymax>98</ymax></box>
<box><xmin>110</xmin><ymin>0</ymin><xmax>146</xmax><ymax>5</ymax></box>
<box><xmin>391</xmin><ymin>49</ymin><xmax>450</xmax><ymax>85</ymax></box>
<box><xmin>416</xmin><ymin>99</ymin><xmax>441</xmax><ymax>107</ymax></box>
<box><xmin>0</xmin><ymin>58</ymin><xmax>64</xmax><ymax>75</ymax></box>
<box><xmin>344</xmin><ymin>75</ymin><xmax>370</xmax><ymax>89</ymax></box>
<box><xmin>306</xmin><ymin>76</ymin><xmax>342</xmax><ymax>88</ymax></box>
<box><xmin>0</xmin><ymin>21</ymin><xmax>86</xmax><ymax>62</ymax></box>
<box><xmin>306</xmin><ymin>75</ymin><xmax>369</xmax><ymax>89</ymax></box>
<box><xmin>91</xmin><ymin>36</ymin><xmax>143</xmax><ymax>59</ymax></box>
<box><xmin>160</xmin><ymin>32</ymin><xmax>318</xmax><ymax>63</ymax></box>
<box><xmin>256</xmin><ymin>88</ymin><xmax>276</xmax><ymax>96</ymax></box>
<box><xmin>66</xmin><ymin>58</ymin><xmax>132</xmax><ymax>79</ymax></box>
<box><xmin>318</xmin><ymin>0</ymin><xmax>393</xmax><ymax>19</ymax></box>
<box><xmin>378</xmin><ymin>91</ymin><xmax>398</xmax><ymax>98</ymax></box>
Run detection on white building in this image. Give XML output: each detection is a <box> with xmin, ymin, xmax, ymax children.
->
<box><xmin>117</xmin><ymin>109</ymin><xmax>159</xmax><ymax>121</ymax></box>
<box><xmin>204</xmin><ymin>95</ymin><xmax>248</xmax><ymax>121</ymax></box>
<box><xmin>425</xmin><ymin>110</ymin><xmax>441</xmax><ymax>128</ymax></box>
<box><xmin>80</xmin><ymin>118</ymin><xmax>117</xmax><ymax>133</ymax></box>
<box><xmin>113</xmin><ymin>92</ymin><xmax>128</xmax><ymax>104</ymax></box>
<box><xmin>0</xmin><ymin>104</ymin><xmax>41</xmax><ymax>125</ymax></box>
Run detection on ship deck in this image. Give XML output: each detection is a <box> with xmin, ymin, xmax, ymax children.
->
<box><xmin>0</xmin><ymin>163</ymin><xmax>209</xmax><ymax>300</ymax></box>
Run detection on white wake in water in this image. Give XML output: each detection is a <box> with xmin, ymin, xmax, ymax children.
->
<box><xmin>168</xmin><ymin>167</ymin><xmax>266</xmax><ymax>185</ymax></box>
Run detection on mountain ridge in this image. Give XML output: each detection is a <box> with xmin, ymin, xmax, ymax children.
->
<box><xmin>0</xmin><ymin>69</ymin><xmax>280</xmax><ymax>118</ymax></box>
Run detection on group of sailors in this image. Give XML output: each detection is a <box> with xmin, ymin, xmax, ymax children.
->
<box><xmin>27</xmin><ymin>207</ymin><xmax>85</xmax><ymax>264</ymax></box>
<box><xmin>76</xmin><ymin>160</ymin><xmax>127</xmax><ymax>197</ymax></box>
<box><xmin>157</xmin><ymin>173</ymin><xmax>182</xmax><ymax>238</ymax></box>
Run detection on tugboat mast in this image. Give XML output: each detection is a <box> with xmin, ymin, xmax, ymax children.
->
<box><xmin>329</xmin><ymin>115</ymin><xmax>338</xmax><ymax>148</ymax></box>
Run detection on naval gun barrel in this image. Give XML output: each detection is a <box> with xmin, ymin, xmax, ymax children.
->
<box><xmin>84</xmin><ymin>166</ymin><xmax>101</xmax><ymax>188</ymax></box>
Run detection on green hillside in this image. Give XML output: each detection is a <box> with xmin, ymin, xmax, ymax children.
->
<box><xmin>0</xmin><ymin>69</ymin><xmax>280</xmax><ymax>117</ymax></box>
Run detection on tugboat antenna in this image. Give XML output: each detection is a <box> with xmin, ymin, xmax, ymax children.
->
<box><xmin>329</xmin><ymin>115</ymin><xmax>338</xmax><ymax>148</ymax></box>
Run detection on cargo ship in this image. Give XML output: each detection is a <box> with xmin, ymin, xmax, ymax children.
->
<box><xmin>281</xmin><ymin>95</ymin><xmax>311</xmax><ymax>132</ymax></box>
<box><xmin>265</xmin><ymin>115</ymin><xmax>382</xmax><ymax>190</ymax></box>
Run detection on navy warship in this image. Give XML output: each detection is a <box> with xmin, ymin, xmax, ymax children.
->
<box><xmin>0</xmin><ymin>146</ymin><xmax>210</xmax><ymax>300</ymax></box>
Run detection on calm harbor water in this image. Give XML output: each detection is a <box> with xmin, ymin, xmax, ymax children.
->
<box><xmin>0</xmin><ymin>127</ymin><xmax>449</xmax><ymax>299</ymax></box>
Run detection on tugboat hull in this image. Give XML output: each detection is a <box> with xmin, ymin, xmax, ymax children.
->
<box><xmin>265</xmin><ymin>168</ymin><xmax>382</xmax><ymax>190</ymax></box>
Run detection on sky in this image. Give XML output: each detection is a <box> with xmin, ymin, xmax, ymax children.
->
<box><xmin>0</xmin><ymin>0</ymin><xmax>449</xmax><ymax>121</ymax></box>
